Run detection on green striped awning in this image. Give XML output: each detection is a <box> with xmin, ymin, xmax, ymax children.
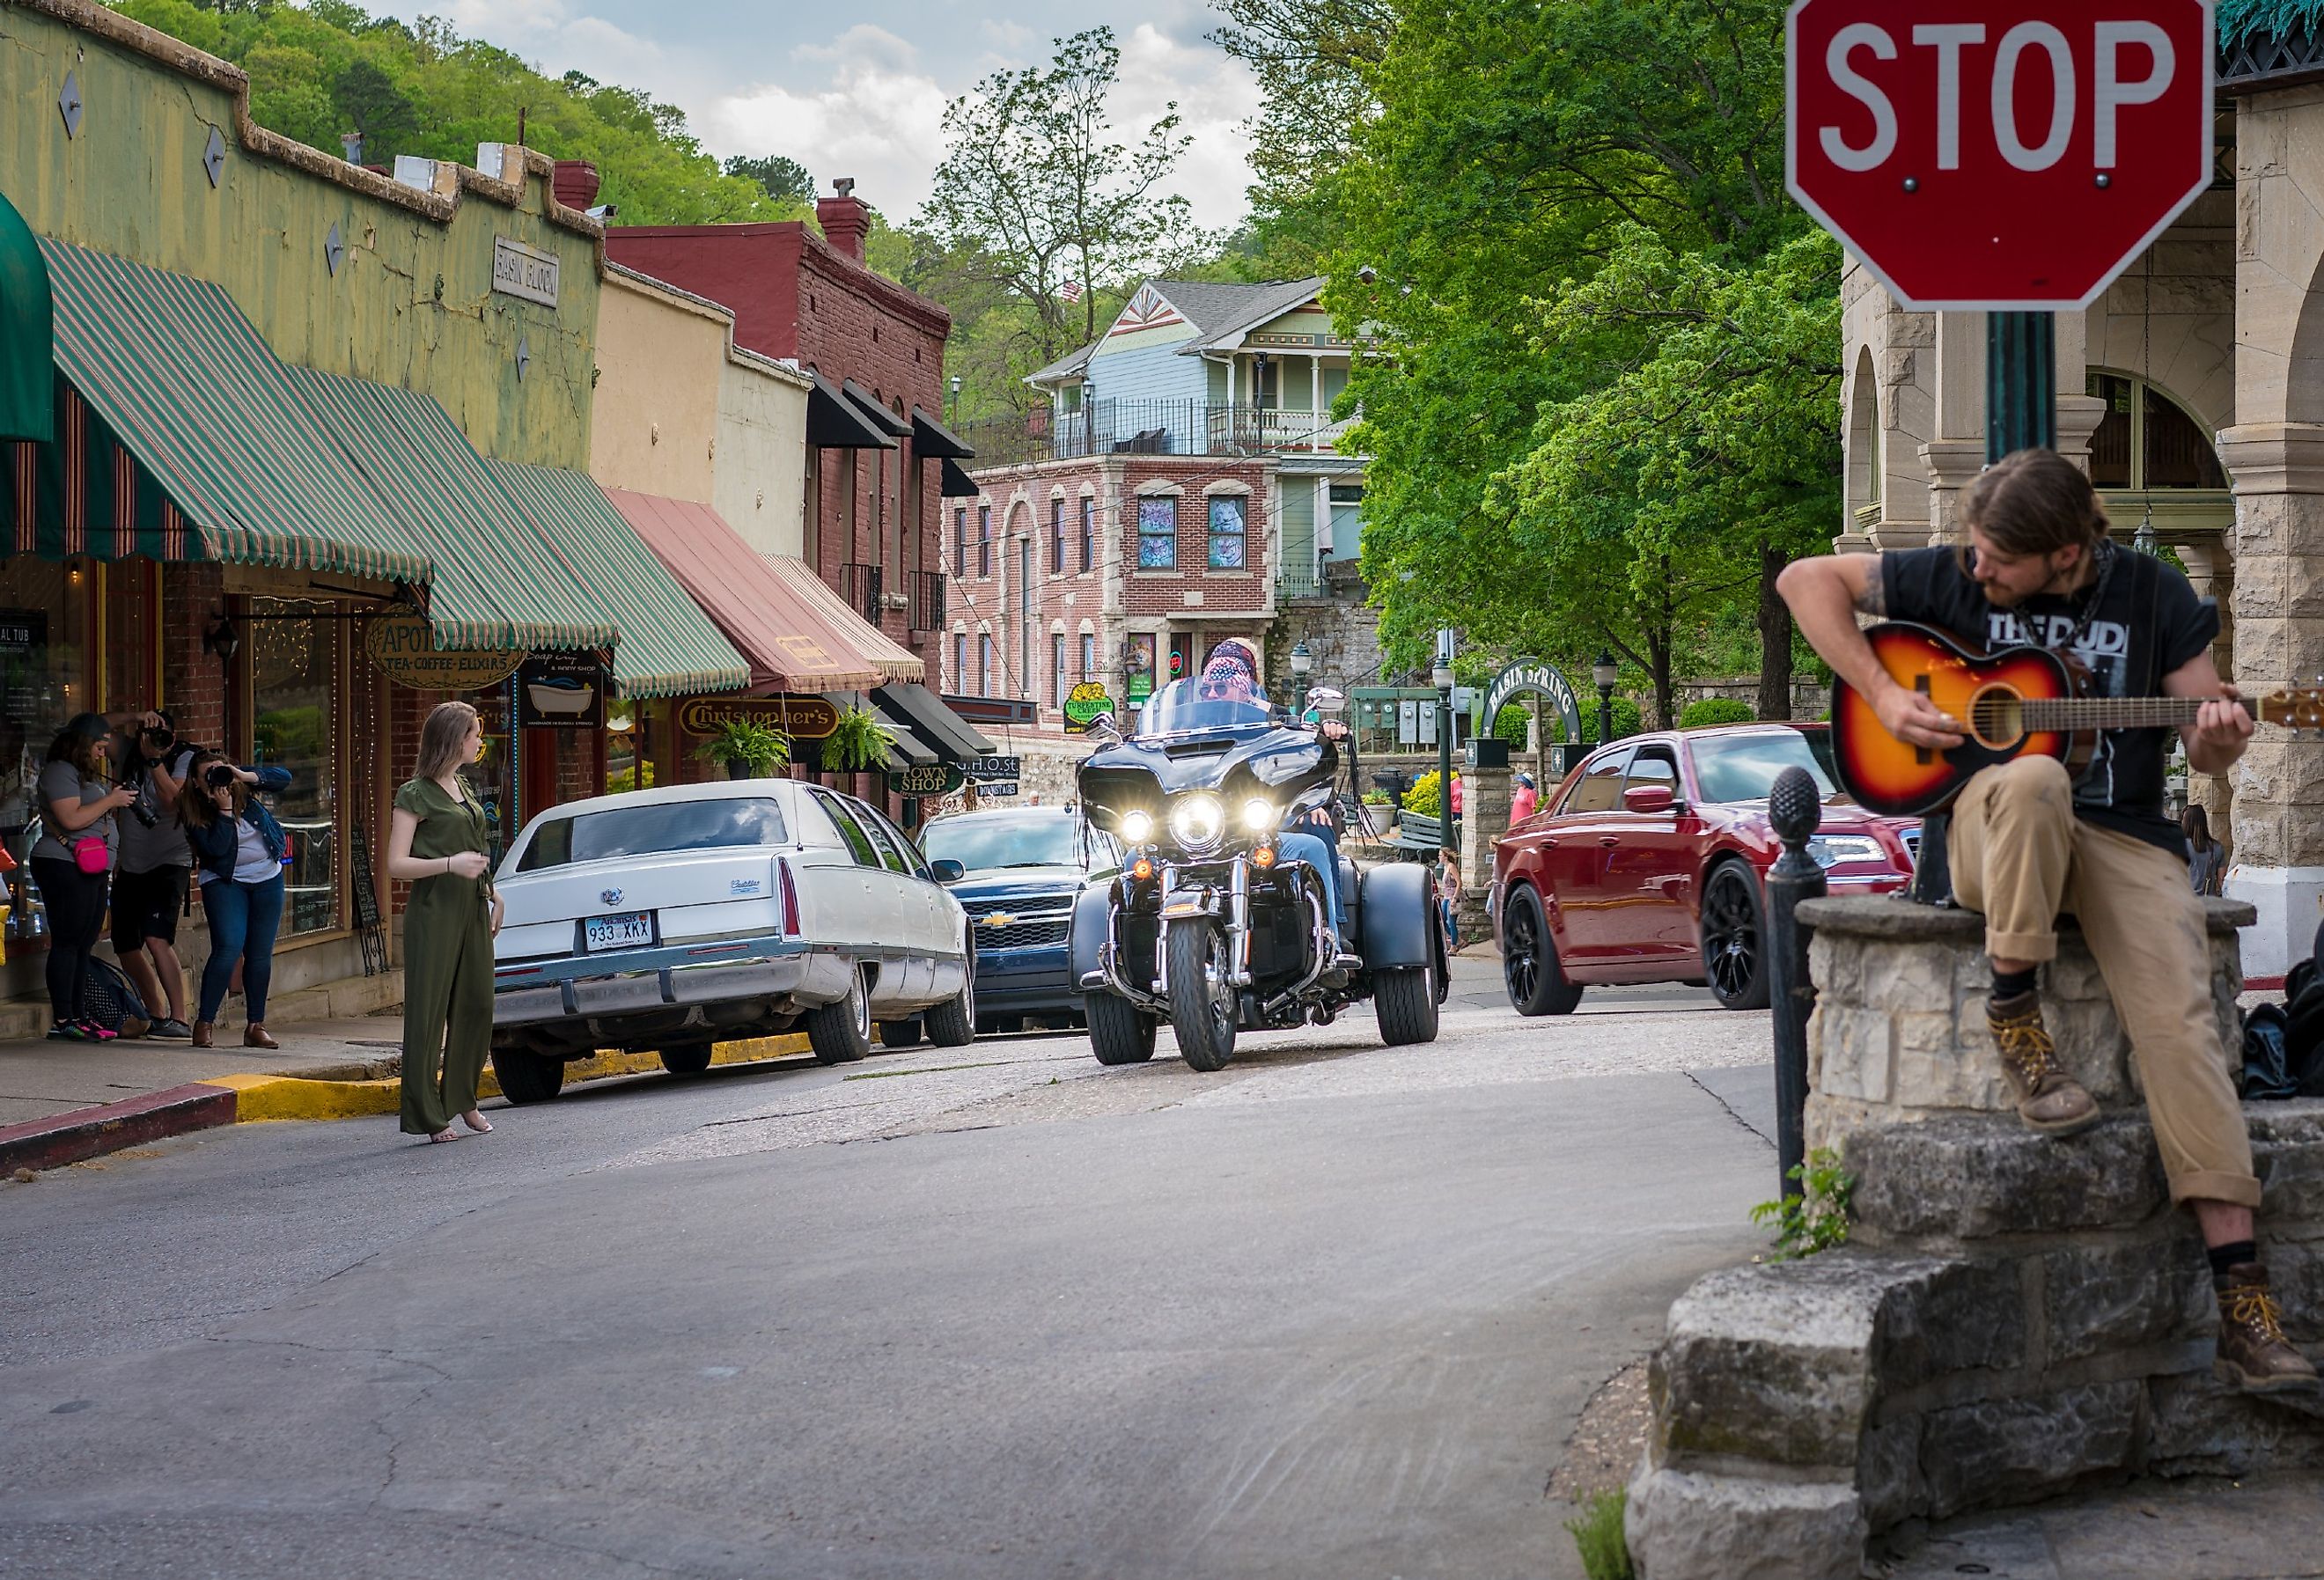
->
<box><xmin>36</xmin><ymin>239</ymin><xmax>429</xmax><ymax>584</ymax></box>
<box><xmin>289</xmin><ymin>367</ymin><xmax>620</xmax><ymax>655</ymax></box>
<box><xmin>0</xmin><ymin>191</ymin><xmax>50</xmax><ymax>445</ymax></box>
<box><xmin>484</xmin><ymin>460</ymin><xmax>752</xmax><ymax>699</ymax></box>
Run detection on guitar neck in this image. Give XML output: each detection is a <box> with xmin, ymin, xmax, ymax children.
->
<box><xmin>2018</xmin><ymin>696</ymin><xmax>2203</xmax><ymax>730</ymax></box>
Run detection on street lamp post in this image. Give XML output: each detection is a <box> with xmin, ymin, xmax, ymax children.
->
<box><xmin>1592</xmin><ymin>650</ymin><xmax>1619</xmax><ymax>747</ymax></box>
<box><xmin>948</xmin><ymin>374</ymin><xmax>962</xmax><ymax>426</ymax></box>
<box><xmin>1432</xmin><ymin>629</ymin><xmax>1456</xmax><ymax>859</ymax></box>
<box><xmin>1289</xmin><ymin>639</ymin><xmax>1313</xmax><ymax>713</ymax></box>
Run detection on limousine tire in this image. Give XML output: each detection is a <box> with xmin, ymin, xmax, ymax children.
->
<box><xmin>879</xmin><ymin>1018</ymin><xmax>924</xmax><ymax>1049</ymax></box>
<box><xmin>923</xmin><ymin>958</ymin><xmax>976</xmax><ymax>1048</ymax></box>
<box><xmin>491</xmin><ymin>1046</ymin><xmax>566</xmax><ymax>1105</ymax></box>
<box><xmin>659</xmin><ymin>1042</ymin><xmax>713</xmax><ymax>1077</ymax></box>
<box><xmin>1087</xmin><ymin>990</ymin><xmax>1157</xmax><ymax>1065</ymax></box>
<box><xmin>808</xmin><ymin>969</ymin><xmax>873</xmax><ymax>1064</ymax></box>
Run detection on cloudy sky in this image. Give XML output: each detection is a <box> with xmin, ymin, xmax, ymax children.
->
<box><xmin>366</xmin><ymin>0</ymin><xmax>1261</xmax><ymax>231</ymax></box>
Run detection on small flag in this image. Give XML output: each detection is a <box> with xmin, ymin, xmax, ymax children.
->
<box><xmin>1060</xmin><ymin>279</ymin><xmax>1083</xmax><ymax>304</ymax></box>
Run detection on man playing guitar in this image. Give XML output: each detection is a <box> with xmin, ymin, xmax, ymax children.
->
<box><xmin>1780</xmin><ymin>446</ymin><xmax>2315</xmax><ymax>1393</ymax></box>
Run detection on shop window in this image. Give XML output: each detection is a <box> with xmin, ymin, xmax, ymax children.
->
<box><xmin>0</xmin><ymin>559</ymin><xmax>94</xmax><ymax>946</ymax></box>
<box><xmin>977</xmin><ymin>506</ymin><xmax>991</xmax><ymax>578</ymax></box>
<box><xmin>1137</xmin><ymin>497</ymin><xmax>1178</xmax><ymax>569</ymax></box>
<box><xmin>954</xmin><ymin>508</ymin><xmax>967</xmax><ymax>573</ymax></box>
<box><xmin>1079</xmin><ymin>496</ymin><xmax>1095</xmax><ymax>572</ymax></box>
<box><xmin>1079</xmin><ymin>632</ymin><xmax>1097</xmax><ymax>681</ymax></box>
<box><xmin>248</xmin><ymin>602</ymin><xmax>341</xmax><ymax>937</ymax></box>
<box><xmin>1053</xmin><ymin>634</ymin><xmax>1067</xmax><ymax>708</ymax></box>
<box><xmin>1208</xmin><ymin>496</ymin><xmax>1247</xmax><ymax>569</ymax></box>
<box><xmin>953</xmin><ymin>633</ymin><xmax>967</xmax><ymax>692</ymax></box>
<box><xmin>607</xmin><ymin>700</ymin><xmax>653</xmax><ymax>795</ymax></box>
<box><xmin>1050</xmin><ymin>498</ymin><xmax>1066</xmax><ymax>573</ymax></box>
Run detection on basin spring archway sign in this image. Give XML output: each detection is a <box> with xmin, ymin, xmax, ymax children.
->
<box><xmin>1785</xmin><ymin>0</ymin><xmax>2214</xmax><ymax>310</ymax></box>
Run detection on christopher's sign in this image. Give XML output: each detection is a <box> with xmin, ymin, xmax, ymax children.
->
<box><xmin>678</xmin><ymin>696</ymin><xmax>841</xmax><ymax>740</ymax></box>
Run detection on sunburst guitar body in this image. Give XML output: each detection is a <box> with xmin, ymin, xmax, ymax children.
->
<box><xmin>1832</xmin><ymin>621</ymin><xmax>2324</xmax><ymax>818</ymax></box>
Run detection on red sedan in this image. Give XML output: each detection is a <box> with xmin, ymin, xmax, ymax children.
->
<box><xmin>1490</xmin><ymin>724</ymin><xmax>1917</xmax><ymax>1014</ymax></box>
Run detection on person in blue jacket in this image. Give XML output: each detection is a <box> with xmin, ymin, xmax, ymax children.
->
<box><xmin>177</xmin><ymin>750</ymin><xmax>292</xmax><ymax>1049</ymax></box>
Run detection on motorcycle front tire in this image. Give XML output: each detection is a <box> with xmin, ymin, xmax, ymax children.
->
<box><xmin>1166</xmin><ymin>917</ymin><xmax>1239</xmax><ymax>1072</ymax></box>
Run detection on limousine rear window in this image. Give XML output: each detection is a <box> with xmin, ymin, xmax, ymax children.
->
<box><xmin>517</xmin><ymin>797</ymin><xmax>790</xmax><ymax>871</ymax></box>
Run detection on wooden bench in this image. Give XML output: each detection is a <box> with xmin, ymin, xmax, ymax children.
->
<box><xmin>1389</xmin><ymin>810</ymin><xmax>1454</xmax><ymax>857</ymax></box>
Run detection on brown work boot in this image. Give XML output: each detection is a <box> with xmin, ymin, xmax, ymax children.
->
<box><xmin>2215</xmin><ymin>1264</ymin><xmax>2320</xmax><ymax>1393</ymax></box>
<box><xmin>1986</xmin><ymin>991</ymin><xmax>2100</xmax><ymax>1135</ymax></box>
<box><xmin>243</xmin><ymin>1023</ymin><xmax>278</xmax><ymax>1050</ymax></box>
<box><xmin>190</xmin><ymin>1021</ymin><xmax>214</xmax><ymax>1048</ymax></box>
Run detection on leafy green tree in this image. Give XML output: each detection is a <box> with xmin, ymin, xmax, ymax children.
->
<box><xmin>724</xmin><ymin>154</ymin><xmax>814</xmax><ymax>206</ymax></box>
<box><xmin>335</xmin><ymin>58</ymin><xmax>419</xmax><ymax>164</ymax></box>
<box><xmin>916</xmin><ymin>27</ymin><xmax>1215</xmax><ymax>370</ymax></box>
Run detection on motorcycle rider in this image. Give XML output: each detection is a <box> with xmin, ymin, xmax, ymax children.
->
<box><xmin>1189</xmin><ymin>645</ymin><xmax>1357</xmax><ymax>964</ymax></box>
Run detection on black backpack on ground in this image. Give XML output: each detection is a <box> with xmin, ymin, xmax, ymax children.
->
<box><xmin>80</xmin><ymin>956</ymin><xmax>151</xmax><ymax>1037</ymax></box>
<box><xmin>2245</xmin><ymin>955</ymin><xmax>2324</xmax><ymax>1099</ymax></box>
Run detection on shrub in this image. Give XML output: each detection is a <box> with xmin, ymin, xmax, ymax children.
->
<box><xmin>1403</xmin><ymin>769</ymin><xmax>1444</xmax><ymax>816</ymax></box>
<box><xmin>1679</xmin><ymin>697</ymin><xmax>1755</xmax><ymax>729</ymax></box>
<box><xmin>1493</xmin><ymin>703</ymin><xmax>1533</xmax><ymax>746</ymax></box>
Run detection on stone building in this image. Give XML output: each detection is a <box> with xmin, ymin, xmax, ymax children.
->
<box><xmin>960</xmin><ymin>278</ymin><xmax>1381</xmax><ymax>797</ymax></box>
<box><xmin>1835</xmin><ymin>20</ymin><xmax>2324</xmax><ymax>977</ymax></box>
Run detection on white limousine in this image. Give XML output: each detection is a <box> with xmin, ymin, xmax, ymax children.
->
<box><xmin>487</xmin><ymin>779</ymin><xmax>974</xmax><ymax>1102</ymax></box>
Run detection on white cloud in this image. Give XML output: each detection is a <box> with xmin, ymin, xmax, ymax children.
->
<box><xmin>704</xmin><ymin>28</ymin><xmax>952</xmax><ymax>217</ymax></box>
<box><xmin>1112</xmin><ymin>22</ymin><xmax>1257</xmax><ymax>234</ymax></box>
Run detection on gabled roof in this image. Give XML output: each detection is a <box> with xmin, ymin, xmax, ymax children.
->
<box><xmin>1151</xmin><ymin>277</ymin><xmax>1327</xmax><ymax>351</ymax></box>
<box><xmin>1026</xmin><ymin>340</ymin><xmax>1097</xmax><ymax>386</ymax></box>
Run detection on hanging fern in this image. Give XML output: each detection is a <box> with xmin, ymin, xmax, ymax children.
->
<box><xmin>822</xmin><ymin>705</ymin><xmax>896</xmax><ymax>772</ymax></box>
<box><xmin>2220</xmin><ymin>0</ymin><xmax>2322</xmax><ymax>45</ymax></box>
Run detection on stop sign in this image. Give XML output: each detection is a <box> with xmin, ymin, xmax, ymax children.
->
<box><xmin>1786</xmin><ymin>0</ymin><xmax>2213</xmax><ymax>309</ymax></box>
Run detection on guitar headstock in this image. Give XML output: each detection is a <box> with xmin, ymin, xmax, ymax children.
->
<box><xmin>2252</xmin><ymin>685</ymin><xmax>2324</xmax><ymax>731</ymax></box>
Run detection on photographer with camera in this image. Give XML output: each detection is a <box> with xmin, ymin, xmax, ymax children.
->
<box><xmin>30</xmin><ymin>713</ymin><xmax>137</xmax><ymax>1041</ymax></box>
<box><xmin>178</xmin><ymin>749</ymin><xmax>293</xmax><ymax>1050</ymax></box>
<box><xmin>109</xmin><ymin>709</ymin><xmax>197</xmax><ymax>1039</ymax></box>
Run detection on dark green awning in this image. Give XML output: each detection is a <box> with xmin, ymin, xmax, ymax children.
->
<box><xmin>806</xmin><ymin>371</ymin><xmax>895</xmax><ymax>450</ymax></box>
<box><xmin>0</xmin><ymin>191</ymin><xmax>51</xmax><ymax>445</ymax></box>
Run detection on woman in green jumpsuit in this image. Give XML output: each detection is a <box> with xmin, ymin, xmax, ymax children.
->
<box><xmin>389</xmin><ymin>701</ymin><xmax>504</xmax><ymax>1142</ymax></box>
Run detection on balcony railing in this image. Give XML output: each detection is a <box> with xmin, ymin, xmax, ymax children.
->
<box><xmin>2221</xmin><ymin>22</ymin><xmax>2324</xmax><ymax>91</ymax></box>
<box><xmin>909</xmin><ymin>570</ymin><xmax>946</xmax><ymax>632</ymax></box>
<box><xmin>838</xmin><ymin>562</ymin><xmax>883</xmax><ymax>623</ymax></box>
<box><xmin>961</xmin><ymin>399</ymin><xmax>1359</xmax><ymax>469</ymax></box>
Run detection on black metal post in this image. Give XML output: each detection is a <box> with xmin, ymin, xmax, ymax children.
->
<box><xmin>1766</xmin><ymin>765</ymin><xmax>1826</xmax><ymax>1200</ymax></box>
<box><xmin>1437</xmin><ymin>682</ymin><xmax>1455</xmax><ymax>856</ymax></box>
<box><xmin>1597</xmin><ymin>687</ymin><xmax>1614</xmax><ymax>746</ymax></box>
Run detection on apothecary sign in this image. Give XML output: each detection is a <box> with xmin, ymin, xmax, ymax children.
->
<box><xmin>365</xmin><ymin>614</ymin><xmax>526</xmax><ymax>692</ymax></box>
<box><xmin>491</xmin><ymin>236</ymin><xmax>560</xmax><ymax>308</ymax></box>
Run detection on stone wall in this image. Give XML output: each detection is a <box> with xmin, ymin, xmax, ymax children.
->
<box><xmin>1628</xmin><ymin>896</ymin><xmax>2324</xmax><ymax>1579</ymax></box>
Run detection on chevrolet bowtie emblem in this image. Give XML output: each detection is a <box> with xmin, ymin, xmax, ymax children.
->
<box><xmin>981</xmin><ymin>913</ymin><xmax>1015</xmax><ymax>928</ymax></box>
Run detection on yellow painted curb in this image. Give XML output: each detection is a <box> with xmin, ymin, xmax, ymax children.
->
<box><xmin>217</xmin><ymin>1031</ymin><xmax>825</xmax><ymax>1123</ymax></box>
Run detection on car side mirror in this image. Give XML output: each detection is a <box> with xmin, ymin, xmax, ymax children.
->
<box><xmin>1622</xmin><ymin>784</ymin><xmax>1675</xmax><ymax>813</ymax></box>
<box><xmin>930</xmin><ymin>858</ymin><xmax>966</xmax><ymax>883</ymax></box>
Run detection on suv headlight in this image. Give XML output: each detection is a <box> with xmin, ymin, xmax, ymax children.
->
<box><xmin>1807</xmin><ymin>834</ymin><xmax>1885</xmax><ymax>868</ymax></box>
<box><xmin>1168</xmin><ymin>792</ymin><xmax>1225</xmax><ymax>851</ymax></box>
<box><xmin>1119</xmin><ymin>809</ymin><xmax>1153</xmax><ymax>845</ymax></box>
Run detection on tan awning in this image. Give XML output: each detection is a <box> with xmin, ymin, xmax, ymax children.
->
<box><xmin>761</xmin><ymin>554</ymin><xmax>925</xmax><ymax>684</ymax></box>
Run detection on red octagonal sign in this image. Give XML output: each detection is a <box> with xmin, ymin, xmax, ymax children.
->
<box><xmin>1787</xmin><ymin>0</ymin><xmax>2213</xmax><ymax>310</ymax></box>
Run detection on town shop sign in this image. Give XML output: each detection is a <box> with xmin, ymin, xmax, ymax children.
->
<box><xmin>1481</xmin><ymin>659</ymin><xmax>1585</xmax><ymax>745</ymax></box>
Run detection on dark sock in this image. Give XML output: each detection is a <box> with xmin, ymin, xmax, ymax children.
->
<box><xmin>2208</xmin><ymin>1240</ymin><xmax>2258</xmax><ymax>1288</ymax></box>
<box><xmin>1991</xmin><ymin>966</ymin><xmax>2039</xmax><ymax>1002</ymax></box>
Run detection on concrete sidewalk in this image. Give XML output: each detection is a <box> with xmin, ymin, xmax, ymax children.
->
<box><xmin>0</xmin><ymin>1012</ymin><xmax>408</xmax><ymax>1130</ymax></box>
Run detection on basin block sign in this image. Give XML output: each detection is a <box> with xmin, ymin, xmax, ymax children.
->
<box><xmin>1786</xmin><ymin>0</ymin><xmax>2212</xmax><ymax>309</ymax></box>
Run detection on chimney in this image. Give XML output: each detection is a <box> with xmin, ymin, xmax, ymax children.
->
<box><xmin>816</xmin><ymin>177</ymin><xmax>869</xmax><ymax>263</ymax></box>
<box><xmin>552</xmin><ymin>159</ymin><xmax>600</xmax><ymax>212</ymax></box>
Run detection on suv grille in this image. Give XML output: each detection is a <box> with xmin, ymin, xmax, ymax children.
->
<box><xmin>964</xmin><ymin>897</ymin><xmax>1075</xmax><ymax>953</ymax></box>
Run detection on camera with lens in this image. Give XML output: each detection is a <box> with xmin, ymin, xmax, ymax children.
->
<box><xmin>205</xmin><ymin>763</ymin><xmax>238</xmax><ymax>791</ymax></box>
<box><xmin>140</xmin><ymin>721</ymin><xmax>175</xmax><ymax>753</ymax></box>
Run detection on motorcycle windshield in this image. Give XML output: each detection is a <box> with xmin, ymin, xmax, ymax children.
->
<box><xmin>1138</xmin><ymin>676</ymin><xmax>1275</xmax><ymax>738</ymax></box>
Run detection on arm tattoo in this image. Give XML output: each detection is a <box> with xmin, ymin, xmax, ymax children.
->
<box><xmin>1853</xmin><ymin>577</ymin><xmax>1886</xmax><ymax>617</ymax></box>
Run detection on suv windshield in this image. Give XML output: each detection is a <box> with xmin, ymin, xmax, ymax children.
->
<box><xmin>1690</xmin><ymin>731</ymin><xmax>1843</xmax><ymax>805</ymax></box>
<box><xmin>922</xmin><ymin>816</ymin><xmax>1119</xmax><ymax>876</ymax></box>
<box><xmin>1137</xmin><ymin>675</ymin><xmax>1276</xmax><ymax>737</ymax></box>
<box><xmin>516</xmin><ymin>797</ymin><xmax>789</xmax><ymax>872</ymax></box>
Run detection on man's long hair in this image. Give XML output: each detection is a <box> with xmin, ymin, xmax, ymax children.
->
<box><xmin>1958</xmin><ymin>448</ymin><xmax>2111</xmax><ymax>570</ymax></box>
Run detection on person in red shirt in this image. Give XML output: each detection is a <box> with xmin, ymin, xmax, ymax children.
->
<box><xmin>1508</xmin><ymin>773</ymin><xmax>1538</xmax><ymax>824</ymax></box>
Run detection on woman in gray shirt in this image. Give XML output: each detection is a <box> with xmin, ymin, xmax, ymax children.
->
<box><xmin>31</xmin><ymin>714</ymin><xmax>136</xmax><ymax>1040</ymax></box>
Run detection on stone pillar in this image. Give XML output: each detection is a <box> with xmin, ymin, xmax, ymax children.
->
<box><xmin>1459</xmin><ymin>764</ymin><xmax>1509</xmax><ymax>940</ymax></box>
<box><xmin>2217</xmin><ymin>423</ymin><xmax>2324</xmax><ymax>977</ymax></box>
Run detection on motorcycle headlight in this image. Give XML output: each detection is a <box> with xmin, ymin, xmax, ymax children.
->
<box><xmin>1242</xmin><ymin>797</ymin><xmax>1279</xmax><ymax>833</ymax></box>
<box><xmin>1118</xmin><ymin>809</ymin><xmax>1154</xmax><ymax>845</ymax></box>
<box><xmin>1167</xmin><ymin>792</ymin><xmax>1225</xmax><ymax>851</ymax></box>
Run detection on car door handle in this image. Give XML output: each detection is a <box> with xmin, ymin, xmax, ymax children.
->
<box><xmin>1598</xmin><ymin>835</ymin><xmax>1619</xmax><ymax>848</ymax></box>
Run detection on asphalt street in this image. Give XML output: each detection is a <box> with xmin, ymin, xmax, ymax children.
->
<box><xmin>0</xmin><ymin>959</ymin><xmax>1781</xmax><ymax>1580</ymax></box>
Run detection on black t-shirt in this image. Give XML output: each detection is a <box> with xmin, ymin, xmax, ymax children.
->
<box><xmin>1880</xmin><ymin>544</ymin><xmax>2218</xmax><ymax>856</ymax></box>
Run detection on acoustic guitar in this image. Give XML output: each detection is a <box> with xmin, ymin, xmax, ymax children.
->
<box><xmin>1831</xmin><ymin>621</ymin><xmax>2324</xmax><ymax>817</ymax></box>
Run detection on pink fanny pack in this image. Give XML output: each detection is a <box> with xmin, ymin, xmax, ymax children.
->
<box><xmin>72</xmin><ymin>835</ymin><xmax>108</xmax><ymax>875</ymax></box>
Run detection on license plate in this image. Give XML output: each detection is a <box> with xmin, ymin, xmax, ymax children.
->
<box><xmin>585</xmin><ymin>912</ymin><xmax>653</xmax><ymax>952</ymax></box>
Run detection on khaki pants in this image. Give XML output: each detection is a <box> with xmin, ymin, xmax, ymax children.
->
<box><xmin>1950</xmin><ymin>754</ymin><xmax>2258</xmax><ymax>1208</ymax></box>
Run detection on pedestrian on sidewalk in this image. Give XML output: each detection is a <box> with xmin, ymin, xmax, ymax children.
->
<box><xmin>111</xmin><ymin>709</ymin><xmax>197</xmax><ymax>1039</ymax></box>
<box><xmin>388</xmin><ymin>702</ymin><xmax>504</xmax><ymax>1144</ymax></box>
<box><xmin>180</xmin><ymin>750</ymin><xmax>293</xmax><ymax>1050</ymax></box>
<box><xmin>31</xmin><ymin>714</ymin><xmax>136</xmax><ymax>1041</ymax></box>
<box><xmin>1436</xmin><ymin>851</ymin><xmax>1462</xmax><ymax>955</ymax></box>
<box><xmin>1509</xmin><ymin>772</ymin><xmax>1538</xmax><ymax>825</ymax></box>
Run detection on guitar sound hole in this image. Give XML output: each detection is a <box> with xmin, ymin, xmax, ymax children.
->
<box><xmin>1968</xmin><ymin>686</ymin><xmax>2023</xmax><ymax>749</ymax></box>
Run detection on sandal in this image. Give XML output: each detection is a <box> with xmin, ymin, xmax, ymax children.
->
<box><xmin>460</xmin><ymin>1110</ymin><xmax>493</xmax><ymax>1134</ymax></box>
<box><xmin>426</xmin><ymin>1128</ymin><xmax>459</xmax><ymax>1144</ymax></box>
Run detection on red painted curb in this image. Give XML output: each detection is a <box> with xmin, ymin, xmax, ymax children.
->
<box><xmin>0</xmin><ymin>1082</ymin><xmax>239</xmax><ymax>1175</ymax></box>
<box><xmin>2250</xmin><ymin>976</ymin><xmax>2287</xmax><ymax>994</ymax></box>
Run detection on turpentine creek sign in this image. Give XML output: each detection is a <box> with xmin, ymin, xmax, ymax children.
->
<box><xmin>492</xmin><ymin>237</ymin><xmax>560</xmax><ymax>308</ymax></box>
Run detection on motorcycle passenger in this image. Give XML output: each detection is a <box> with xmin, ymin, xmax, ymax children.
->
<box><xmin>1192</xmin><ymin>652</ymin><xmax>1352</xmax><ymax>959</ymax></box>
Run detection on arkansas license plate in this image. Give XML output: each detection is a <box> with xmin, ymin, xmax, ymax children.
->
<box><xmin>585</xmin><ymin>911</ymin><xmax>653</xmax><ymax>952</ymax></box>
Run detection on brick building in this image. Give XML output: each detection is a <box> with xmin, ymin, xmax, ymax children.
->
<box><xmin>604</xmin><ymin>191</ymin><xmax>969</xmax><ymax>682</ymax></box>
<box><xmin>960</xmin><ymin>278</ymin><xmax>1380</xmax><ymax>798</ymax></box>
